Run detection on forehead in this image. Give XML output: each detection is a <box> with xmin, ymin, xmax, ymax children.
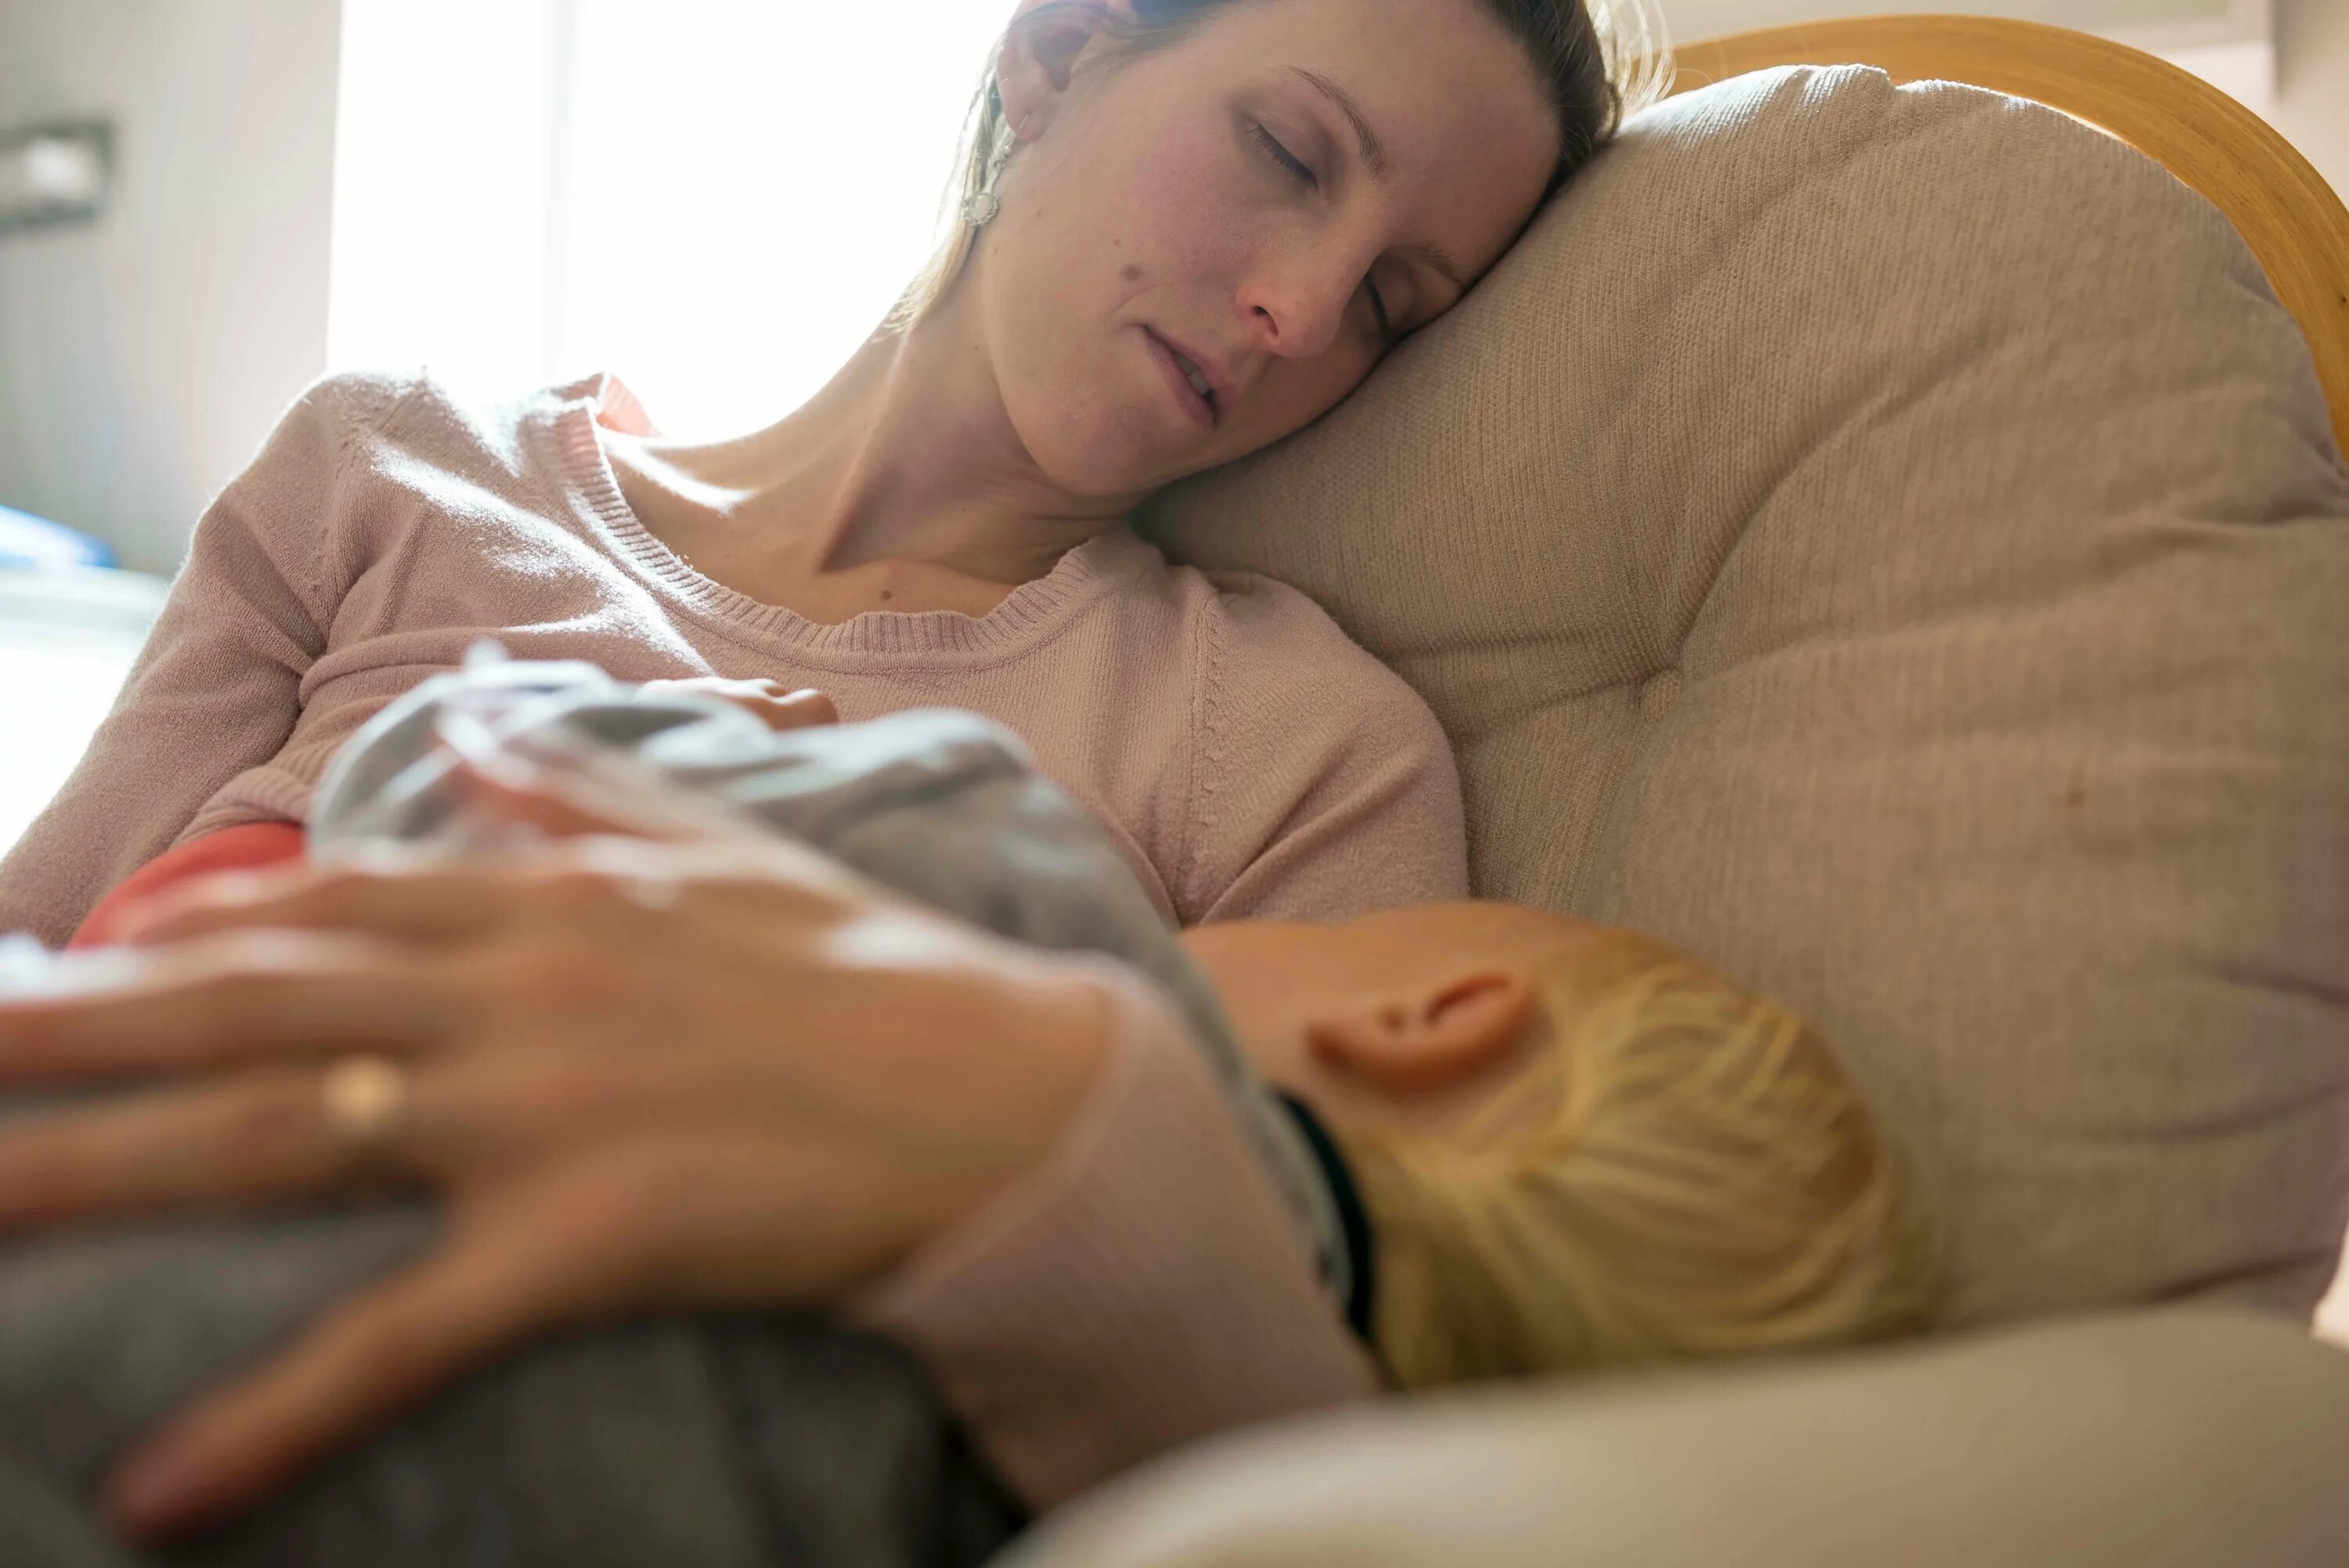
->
<box><xmin>1353</xmin><ymin>899</ymin><xmax>1601</xmax><ymax>963</ymax></box>
<box><xmin>1196</xmin><ymin>0</ymin><xmax>1562</xmax><ymax>274</ymax></box>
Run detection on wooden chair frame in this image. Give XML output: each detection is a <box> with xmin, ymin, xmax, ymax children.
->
<box><xmin>1666</xmin><ymin>15</ymin><xmax>2349</xmax><ymax>456</ymax></box>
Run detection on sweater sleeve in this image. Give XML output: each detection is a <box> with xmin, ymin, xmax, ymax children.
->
<box><xmin>0</xmin><ymin>376</ymin><xmax>382</xmax><ymax>946</ymax></box>
<box><xmin>846</xmin><ymin>968</ymin><xmax>1379</xmax><ymax>1512</ymax></box>
<box><xmin>1182</xmin><ymin>575</ymin><xmax>1469</xmax><ymax>925</ymax></box>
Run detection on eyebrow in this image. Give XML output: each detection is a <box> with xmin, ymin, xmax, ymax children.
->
<box><xmin>1288</xmin><ymin>67</ymin><xmax>1387</xmax><ymax>180</ymax></box>
<box><xmin>1284</xmin><ymin>67</ymin><xmax>1469</xmax><ymax>297</ymax></box>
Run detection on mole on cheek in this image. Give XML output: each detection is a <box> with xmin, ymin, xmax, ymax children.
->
<box><xmin>1121</xmin><ymin>264</ymin><xmax>1142</xmax><ymax>282</ymax></box>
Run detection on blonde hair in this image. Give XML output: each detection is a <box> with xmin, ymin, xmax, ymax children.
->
<box><xmin>1340</xmin><ymin>932</ymin><xmax>1939</xmax><ymax>1390</ymax></box>
<box><xmin>888</xmin><ymin>0</ymin><xmax>1672</xmax><ymax>332</ymax></box>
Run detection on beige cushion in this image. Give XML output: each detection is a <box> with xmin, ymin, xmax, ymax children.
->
<box><xmin>1143</xmin><ymin>66</ymin><xmax>2349</xmax><ymax>1325</ymax></box>
<box><xmin>1006</xmin><ymin>1309</ymin><xmax>2349</xmax><ymax>1568</ymax></box>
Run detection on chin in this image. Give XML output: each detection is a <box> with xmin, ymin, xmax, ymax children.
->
<box><xmin>1012</xmin><ymin>393</ymin><xmax>1193</xmax><ymax>499</ymax></box>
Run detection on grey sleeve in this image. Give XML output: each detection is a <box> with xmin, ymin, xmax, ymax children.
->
<box><xmin>0</xmin><ymin>1105</ymin><xmax>1022</xmax><ymax>1568</ymax></box>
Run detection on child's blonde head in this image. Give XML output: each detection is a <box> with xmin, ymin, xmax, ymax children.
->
<box><xmin>1338</xmin><ymin>932</ymin><xmax>1938</xmax><ymax>1390</ymax></box>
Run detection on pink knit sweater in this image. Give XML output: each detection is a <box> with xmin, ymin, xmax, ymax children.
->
<box><xmin>0</xmin><ymin>371</ymin><xmax>1463</xmax><ymax>943</ymax></box>
<box><xmin>0</xmin><ymin>369</ymin><xmax>1460</xmax><ymax>1505</ymax></box>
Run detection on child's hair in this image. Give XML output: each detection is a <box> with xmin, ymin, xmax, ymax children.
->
<box><xmin>892</xmin><ymin>0</ymin><xmax>1672</xmax><ymax>330</ymax></box>
<box><xmin>1337</xmin><ymin>932</ymin><xmax>1939</xmax><ymax>1390</ymax></box>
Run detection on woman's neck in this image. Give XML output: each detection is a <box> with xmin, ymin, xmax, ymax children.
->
<box><xmin>628</xmin><ymin>287</ymin><xmax>1141</xmax><ymax>591</ymax></box>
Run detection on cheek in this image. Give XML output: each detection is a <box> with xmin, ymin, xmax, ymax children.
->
<box><xmin>972</xmin><ymin>203</ymin><xmax>1137</xmax><ymax>481</ymax></box>
<box><xmin>982</xmin><ymin>259</ymin><xmax>1169</xmax><ymax>493</ymax></box>
<box><xmin>1034</xmin><ymin>110</ymin><xmax>1245</xmax><ymax>308</ymax></box>
<box><xmin>983</xmin><ymin>129</ymin><xmax>1261</xmax><ymax>488</ymax></box>
<box><xmin>1106</xmin><ymin>118</ymin><xmax>1261</xmax><ymax>313</ymax></box>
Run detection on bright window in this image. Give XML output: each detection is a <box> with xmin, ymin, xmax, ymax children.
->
<box><xmin>330</xmin><ymin>1</ymin><xmax>1005</xmax><ymax>438</ymax></box>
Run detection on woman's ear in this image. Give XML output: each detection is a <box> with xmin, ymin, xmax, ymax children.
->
<box><xmin>1304</xmin><ymin>968</ymin><xmax>1538</xmax><ymax>1098</ymax></box>
<box><xmin>997</xmin><ymin>1</ymin><xmax>1133</xmax><ymax>142</ymax></box>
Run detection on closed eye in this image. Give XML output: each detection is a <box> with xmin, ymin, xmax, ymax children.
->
<box><xmin>1250</xmin><ymin>122</ymin><xmax>1318</xmax><ymax>189</ymax></box>
<box><xmin>1365</xmin><ymin>278</ymin><xmax>1397</xmax><ymax>345</ymax></box>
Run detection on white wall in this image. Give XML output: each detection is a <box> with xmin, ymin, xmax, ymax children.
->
<box><xmin>2271</xmin><ymin>0</ymin><xmax>2349</xmax><ymax>200</ymax></box>
<box><xmin>0</xmin><ymin>0</ymin><xmax>341</xmax><ymax>575</ymax></box>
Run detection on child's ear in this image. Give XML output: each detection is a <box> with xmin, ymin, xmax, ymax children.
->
<box><xmin>1305</xmin><ymin>968</ymin><xmax>1538</xmax><ymax>1097</ymax></box>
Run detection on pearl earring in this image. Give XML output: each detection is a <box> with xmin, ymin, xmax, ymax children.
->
<box><xmin>963</xmin><ymin>102</ymin><xmax>1027</xmax><ymax>229</ymax></box>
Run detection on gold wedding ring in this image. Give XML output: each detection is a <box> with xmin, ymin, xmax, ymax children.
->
<box><xmin>320</xmin><ymin>1054</ymin><xmax>411</xmax><ymax>1165</ymax></box>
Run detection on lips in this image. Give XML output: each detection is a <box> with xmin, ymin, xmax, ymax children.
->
<box><xmin>1143</xmin><ymin>327</ymin><xmax>1221</xmax><ymax>430</ymax></box>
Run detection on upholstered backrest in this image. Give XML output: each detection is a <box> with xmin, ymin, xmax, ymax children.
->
<box><xmin>1143</xmin><ymin>67</ymin><xmax>2349</xmax><ymax>1325</ymax></box>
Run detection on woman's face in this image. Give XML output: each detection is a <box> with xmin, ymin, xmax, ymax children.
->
<box><xmin>978</xmin><ymin>0</ymin><xmax>1561</xmax><ymax>497</ymax></box>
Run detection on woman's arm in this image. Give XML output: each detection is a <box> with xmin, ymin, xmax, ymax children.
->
<box><xmin>0</xmin><ymin>836</ymin><xmax>1123</xmax><ymax>1538</ymax></box>
<box><xmin>0</xmin><ymin>377</ymin><xmax>384</xmax><ymax>946</ymax></box>
<box><xmin>303</xmin><ymin>677</ymin><xmax>1378</xmax><ymax>1508</ymax></box>
<box><xmin>0</xmin><ymin>751</ymin><xmax>1376</xmax><ymax>1540</ymax></box>
<box><xmin>850</xmin><ymin>965</ymin><xmax>1377</xmax><ymax>1509</ymax></box>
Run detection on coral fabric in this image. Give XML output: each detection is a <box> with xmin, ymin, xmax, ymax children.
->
<box><xmin>67</xmin><ymin>824</ymin><xmax>306</xmax><ymax>950</ymax></box>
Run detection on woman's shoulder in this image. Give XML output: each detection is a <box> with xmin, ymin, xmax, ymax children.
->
<box><xmin>1126</xmin><ymin>548</ymin><xmax>1466</xmax><ymax>921</ymax></box>
<box><xmin>221</xmin><ymin>369</ymin><xmax>640</xmax><ymax>617</ymax></box>
<box><xmin>1156</xmin><ymin>553</ymin><xmax>1436</xmax><ymax>732</ymax></box>
<box><xmin>297</xmin><ymin>366</ymin><xmax>435</xmax><ymax>418</ymax></box>
<box><xmin>291</xmin><ymin>366</ymin><xmax>622</xmax><ymax>471</ymax></box>
<box><xmin>1113</xmin><ymin>536</ymin><xmax>1355</xmax><ymax>656</ymax></box>
<box><xmin>271</xmin><ymin>365</ymin><xmax>649</xmax><ymax>465</ymax></box>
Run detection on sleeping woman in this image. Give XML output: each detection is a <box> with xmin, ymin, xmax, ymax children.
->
<box><xmin>0</xmin><ymin>0</ymin><xmax>1678</xmax><ymax>1559</ymax></box>
<box><xmin>0</xmin><ymin>0</ymin><xmax>1651</xmax><ymax>950</ymax></box>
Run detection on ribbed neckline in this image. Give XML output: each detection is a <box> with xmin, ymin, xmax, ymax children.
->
<box><xmin>535</xmin><ymin>373</ymin><xmax>1160</xmax><ymax>663</ymax></box>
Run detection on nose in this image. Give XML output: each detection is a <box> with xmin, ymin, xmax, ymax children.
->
<box><xmin>1236</xmin><ymin>240</ymin><xmax>1366</xmax><ymax>360</ymax></box>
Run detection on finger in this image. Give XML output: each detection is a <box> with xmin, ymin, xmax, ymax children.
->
<box><xmin>106</xmin><ymin>1226</ymin><xmax>570</xmax><ymax>1542</ymax></box>
<box><xmin>0</xmin><ymin>933</ymin><xmax>454</xmax><ymax>1082</ymax></box>
<box><xmin>0</xmin><ymin>1067</ymin><xmax>385</xmax><ymax>1229</ymax></box>
<box><xmin>440</xmin><ymin>729</ymin><xmax>765</xmax><ymax>846</ymax></box>
<box><xmin>641</xmin><ymin>676</ymin><xmax>837</xmax><ymax>733</ymax></box>
<box><xmin>755</xmin><ymin>687</ymin><xmax>839</xmax><ymax>732</ymax></box>
<box><xmin>438</xmin><ymin>756</ymin><xmax>675</xmax><ymax>841</ymax></box>
<box><xmin>120</xmin><ymin>856</ymin><xmax>512</xmax><ymax>949</ymax></box>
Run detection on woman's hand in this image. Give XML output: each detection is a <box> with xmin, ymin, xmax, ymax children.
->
<box><xmin>0</xmin><ymin>821</ymin><xmax>1107</xmax><ymax>1542</ymax></box>
<box><xmin>640</xmin><ymin>676</ymin><xmax>839</xmax><ymax>733</ymax></box>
